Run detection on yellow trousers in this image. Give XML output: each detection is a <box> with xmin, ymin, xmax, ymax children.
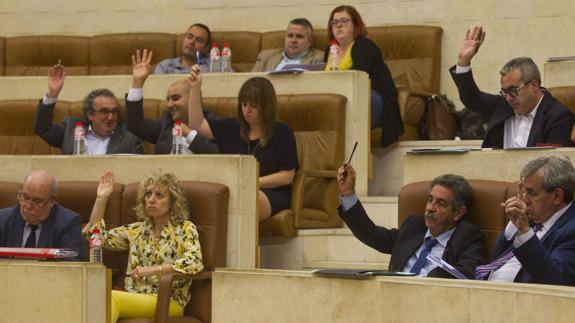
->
<box><xmin>111</xmin><ymin>290</ymin><xmax>184</xmax><ymax>322</ymax></box>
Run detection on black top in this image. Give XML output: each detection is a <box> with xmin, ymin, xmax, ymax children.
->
<box><xmin>207</xmin><ymin>118</ymin><xmax>299</xmax><ymax>198</ymax></box>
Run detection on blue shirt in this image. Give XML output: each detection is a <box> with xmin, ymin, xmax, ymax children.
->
<box><xmin>154</xmin><ymin>57</ymin><xmax>210</xmax><ymax>74</ymax></box>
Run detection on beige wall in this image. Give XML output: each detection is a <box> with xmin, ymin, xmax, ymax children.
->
<box><xmin>1</xmin><ymin>1</ymin><xmax>575</xmax><ymax>106</ymax></box>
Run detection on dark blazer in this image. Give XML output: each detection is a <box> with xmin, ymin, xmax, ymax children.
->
<box><xmin>491</xmin><ymin>204</ymin><xmax>575</xmax><ymax>285</ymax></box>
<box><xmin>34</xmin><ymin>100</ymin><xmax>144</xmax><ymax>154</ymax></box>
<box><xmin>125</xmin><ymin>98</ymin><xmax>218</xmax><ymax>154</ymax></box>
<box><xmin>449</xmin><ymin>66</ymin><xmax>574</xmax><ymax>148</ymax></box>
<box><xmin>325</xmin><ymin>37</ymin><xmax>403</xmax><ymax>146</ymax></box>
<box><xmin>0</xmin><ymin>204</ymin><xmax>84</xmax><ymax>260</ymax></box>
<box><xmin>339</xmin><ymin>201</ymin><xmax>485</xmax><ymax>278</ymax></box>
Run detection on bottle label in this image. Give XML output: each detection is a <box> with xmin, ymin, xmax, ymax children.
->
<box><xmin>172</xmin><ymin>126</ymin><xmax>182</xmax><ymax>137</ymax></box>
<box><xmin>90</xmin><ymin>237</ymin><xmax>103</xmax><ymax>247</ymax></box>
<box><xmin>75</xmin><ymin>126</ymin><xmax>85</xmax><ymax>137</ymax></box>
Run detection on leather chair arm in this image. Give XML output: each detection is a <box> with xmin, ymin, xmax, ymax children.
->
<box><xmin>300</xmin><ymin>169</ymin><xmax>337</xmax><ymax>178</ymax></box>
<box><xmin>154</xmin><ymin>271</ymin><xmax>213</xmax><ymax>323</ymax></box>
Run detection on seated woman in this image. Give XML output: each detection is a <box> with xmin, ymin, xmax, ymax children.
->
<box><xmin>84</xmin><ymin>171</ymin><xmax>203</xmax><ymax>322</ymax></box>
<box><xmin>324</xmin><ymin>5</ymin><xmax>404</xmax><ymax>147</ymax></box>
<box><xmin>187</xmin><ymin>67</ymin><xmax>299</xmax><ymax>221</ymax></box>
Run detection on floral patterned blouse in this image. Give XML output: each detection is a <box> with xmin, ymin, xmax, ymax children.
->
<box><xmin>94</xmin><ymin>218</ymin><xmax>204</xmax><ymax>308</ymax></box>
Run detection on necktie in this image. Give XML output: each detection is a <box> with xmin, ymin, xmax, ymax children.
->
<box><xmin>410</xmin><ymin>238</ymin><xmax>438</xmax><ymax>274</ymax></box>
<box><xmin>24</xmin><ymin>224</ymin><xmax>38</xmax><ymax>248</ymax></box>
<box><xmin>475</xmin><ymin>223</ymin><xmax>544</xmax><ymax>279</ymax></box>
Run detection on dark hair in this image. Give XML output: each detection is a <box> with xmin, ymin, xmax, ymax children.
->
<box><xmin>82</xmin><ymin>88</ymin><xmax>116</xmax><ymax>122</ymax></box>
<box><xmin>289</xmin><ymin>18</ymin><xmax>314</xmax><ymax>39</ymax></box>
<box><xmin>189</xmin><ymin>23</ymin><xmax>212</xmax><ymax>53</ymax></box>
<box><xmin>500</xmin><ymin>56</ymin><xmax>541</xmax><ymax>86</ymax></box>
<box><xmin>327</xmin><ymin>5</ymin><xmax>368</xmax><ymax>42</ymax></box>
<box><xmin>429</xmin><ymin>174</ymin><xmax>474</xmax><ymax>214</ymax></box>
<box><xmin>237</xmin><ymin>77</ymin><xmax>277</xmax><ymax>147</ymax></box>
<box><xmin>520</xmin><ymin>155</ymin><xmax>575</xmax><ymax>204</ymax></box>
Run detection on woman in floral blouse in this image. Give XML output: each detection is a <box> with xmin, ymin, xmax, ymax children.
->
<box><xmin>85</xmin><ymin>171</ymin><xmax>204</xmax><ymax>322</ymax></box>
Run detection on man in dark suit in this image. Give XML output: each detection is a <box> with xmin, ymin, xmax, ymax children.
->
<box><xmin>251</xmin><ymin>18</ymin><xmax>324</xmax><ymax>72</ymax></box>
<box><xmin>126</xmin><ymin>50</ymin><xmax>218</xmax><ymax>154</ymax></box>
<box><xmin>476</xmin><ymin>155</ymin><xmax>575</xmax><ymax>285</ymax></box>
<box><xmin>450</xmin><ymin>26</ymin><xmax>574</xmax><ymax>148</ymax></box>
<box><xmin>34</xmin><ymin>62</ymin><xmax>144</xmax><ymax>155</ymax></box>
<box><xmin>337</xmin><ymin>164</ymin><xmax>485</xmax><ymax>278</ymax></box>
<box><xmin>0</xmin><ymin>170</ymin><xmax>84</xmax><ymax>260</ymax></box>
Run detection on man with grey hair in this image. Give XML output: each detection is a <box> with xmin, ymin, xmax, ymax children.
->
<box><xmin>0</xmin><ymin>170</ymin><xmax>84</xmax><ymax>260</ymax></box>
<box><xmin>337</xmin><ymin>163</ymin><xmax>485</xmax><ymax>278</ymax></box>
<box><xmin>475</xmin><ymin>155</ymin><xmax>575</xmax><ymax>285</ymax></box>
<box><xmin>450</xmin><ymin>26</ymin><xmax>574</xmax><ymax>148</ymax></box>
<box><xmin>251</xmin><ymin>18</ymin><xmax>325</xmax><ymax>72</ymax></box>
<box><xmin>34</xmin><ymin>61</ymin><xmax>144</xmax><ymax>154</ymax></box>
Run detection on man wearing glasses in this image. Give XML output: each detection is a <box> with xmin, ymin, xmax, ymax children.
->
<box><xmin>34</xmin><ymin>62</ymin><xmax>144</xmax><ymax>155</ymax></box>
<box><xmin>0</xmin><ymin>170</ymin><xmax>84</xmax><ymax>260</ymax></box>
<box><xmin>154</xmin><ymin>23</ymin><xmax>212</xmax><ymax>74</ymax></box>
<box><xmin>450</xmin><ymin>26</ymin><xmax>574</xmax><ymax>148</ymax></box>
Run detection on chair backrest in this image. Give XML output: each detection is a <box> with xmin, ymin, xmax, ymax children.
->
<box><xmin>398</xmin><ymin>179</ymin><xmax>510</xmax><ymax>261</ymax></box>
<box><xmin>5</xmin><ymin>35</ymin><xmax>90</xmax><ymax>76</ymax></box>
<box><xmin>548</xmin><ymin>86</ymin><xmax>575</xmax><ymax>144</ymax></box>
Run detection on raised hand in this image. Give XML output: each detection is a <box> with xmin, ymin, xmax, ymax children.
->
<box><xmin>97</xmin><ymin>171</ymin><xmax>114</xmax><ymax>199</ymax></box>
<box><xmin>187</xmin><ymin>64</ymin><xmax>203</xmax><ymax>88</ymax></box>
<box><xmin>457</xmin><ymin>26</ymin><xmax>485</xmax><ymax>67</ymax></box>
<box><xmin>337</xmin><ymin>163</ymin><xmax>356</xmax><ymax>197</ymax></box>
<box><xmin>501</xmin><ymin>191</ymin><xmax>530</xmax><ymax>234</ymax></box>
<box><xmin>131</xmin><ymin>49</ymin><xmax>153</xmax><ymax>88</ymax></box>
<box><xmin>47</xmin><ymin>60</ymin><xmax>65</xmax><ymax>98</ymax></box>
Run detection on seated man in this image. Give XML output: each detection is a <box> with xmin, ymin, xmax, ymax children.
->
<box><xmin>475</xmin><ymin>155</ymin><xmax>575</xmax><ymax>286</ymax></box>
<box><xmin>0</xmin><ymin>170</ymin><xmax>84</xmax><ymax>260</ymax></box>
<box><xmin>338</xmin><ymin>164</ymin><xmax>485</xmax><ymax>278</ymax></box>
<box><xmin>127</xmin><ymin>50</ymin><xmax>218</xmax><ymax>154</ymax></box>
<box><xmin>34</xmin><ymin>62</ymin><xmax>144</xmax><ymax>155</ymax></box>
<box><xmin>251</xmin><ymin>18</ymin><xmax>324</xmax><ymax>72</ymax></box>
<box><xmin>451</xmin><ymin>26</ymin><xmax>574</xmax><ymax>148</ymax></box>
<box><xmin>154</xmin><ymin>23</ymin><xmax>212</xmax><ymax>74</ymax></box>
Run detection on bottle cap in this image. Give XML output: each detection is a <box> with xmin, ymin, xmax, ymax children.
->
<box><xmin>211</xmin><ymin>42</ymin><xmax>218</xmax><ymax>48</ymax></box>
<box><xmin>92</xmin><ymin>228</ymin><xmax>100</xmax><ymax>234</ymax></box>
<box><xmin>174</xmin><ymin>121</ymin><xmax>182</xmax><ymax>126</ymax></box>
<box><xmin>223</xmin><ymin>42</ymin><xmax>230</xmax><ymax>48</ymax></box>
<box><xmin>75</xmin><ymin>121</ymin><xmax>84</xmax><ymax>127</ymax></box>
<box><xmin>331</xmin><ymin>40</ymin><xmax>338</xmax><ymax>45</ymax></box>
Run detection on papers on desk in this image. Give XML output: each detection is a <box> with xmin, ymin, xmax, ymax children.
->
<box><xmin>408</xmin><ymin>147</ymin><xmax>481</xmax><ymax>154</ymax></box>
<box><xmin>268</xmin><ymin>63</ymin><xmax>327</xmax><ymax>75</ymax></box>
<box><xmin>0</xmin><ymin>247</ymin><xmax>78</xmax><ymax>259</ymax></box>
<box><xmin>426</xmin><ymin>253</ymin><xmax>467</xmax><ymax>279</ymax></box>
<box><xmin>313</xmin><ymin>268</ymin><xmax>416</xmax><ymax>279</ymax></box>
<box><xmin>547</xmin><ymin>56</ymin><xmax>575</xmax><ymax>62</ymax></box>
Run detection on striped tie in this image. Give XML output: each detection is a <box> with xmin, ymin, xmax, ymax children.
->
<box><xmin>475</xmin><ymin>223</ymin><xmax>544</xmax><ymax>280</ymax></box>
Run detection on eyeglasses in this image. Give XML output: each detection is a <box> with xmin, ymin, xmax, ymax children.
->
<box><xmin>499</xmin><ymin>79</ymin><xmax>532</xmax><ymax>98</ymax></box>
<box><xmin>17</xmin><ymin>190</ymin><xmax>53</xmax><ymax>207</ymax></box>
<box><xmin>93</xmin><ymin>108</ymin><xmax>120</xmax><ymax>116</ymax></box>
<box><xmin>329</xmin><ymin>18</ymin><xmax>352</xmax><ymax>27</ymax></box>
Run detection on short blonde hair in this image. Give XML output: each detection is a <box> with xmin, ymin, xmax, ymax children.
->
<box><xmin>133</xmin><ymin>172</ymin><xmax>190</xmax><ymax>224</ymax></box>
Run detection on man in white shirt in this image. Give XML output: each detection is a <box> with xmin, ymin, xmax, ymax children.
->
<box><xmin>34</xmin><ymin>62</ymin><xmax>144</xmax><ymax>155</ymax></box>
<box><xmin>251</xmin><ymin>18</ymin><xmax>324</xmax><ymax>72</ymax></box>
<box><xmin>475</xmin><ymin>155</ymin><xmax>575</xmax><ymax>285</ymax></box>
<box><xmin>450</xmin><ymin>25</ymin><xmax>574</xmax><ymax>148</ymax></box>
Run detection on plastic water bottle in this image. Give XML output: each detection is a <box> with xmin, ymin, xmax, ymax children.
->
<box><xmin>220</xmin><ymin>43</ymin><xmax>232</xmax><ymax>73</ymax></box>
<box><xmin>73</xmin><ymin>121</ymin><xmax>86</xmax><ymax>155</ymax></box>
<box><xmin>329</xmin><ymin>40</ymin><xmax>339</xmax><ymax>71</ymax></box>
<box><xmin>171</xmin><ymin>121</ymin><xmax>183</xmax><ymax>155</ymax></box>
<box><xmin>209</xmin><ymin>43</ymin><xmax>221</xmax><ymax>73</ymax></box>
<box><xmin>89</xmin><ymin>228</ymin><xmax>103</xmax><ymax>263</ymax></box>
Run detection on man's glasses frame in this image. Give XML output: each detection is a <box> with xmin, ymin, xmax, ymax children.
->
<box><xmin>17</xmin><ymin>190</ymin><xmax>53</xmax><ymax>207</ymax></box>
<box><xmin>499</xmin><ymin>79</ymin><xmax>532</xmax><ymax>98</ymax></box>
<box><xmin>92</xmin><ymin>108</ymin><xmax>120</xmax><ymax>117</ymax></box>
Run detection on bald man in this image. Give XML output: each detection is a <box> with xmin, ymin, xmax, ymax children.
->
<box><xmin>0</xmin><ymin>170</ymin><xmax>84</xmax><ymax>260</ymax></box>
<box><xmin>126</xmin><ymin>50</ymin><xmax>218</xmax><ymax>154</ymax></box>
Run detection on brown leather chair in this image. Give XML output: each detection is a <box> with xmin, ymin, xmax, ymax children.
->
<box><xmin>5</xmin><ymin>35</ymin><xmax>90</xmax><ymax>76</ymax></box>
<box><xmin>398</xmin><ymin>179</ymin><xmax>510</xmax><ymax>261</ymax></box>
<box><xmin>89</xmin><ymin>33</ymin><xmax>176</xmax><ymax>75</ymax></box>
<box><xmin>547</xmin><ymin>86</ymin><xmax>575</xmax><ymax>144</ymax></box>
<box><xmin>0</xmin><ymin>37</ymin><xmax>5</xmax><ymax>76</ymax></box>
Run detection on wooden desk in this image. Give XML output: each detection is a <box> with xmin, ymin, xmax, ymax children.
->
<box><xmin>0</xmin><ymin>260</ymin><xmax>107</xmax><ymax>323</ymax></box>
<box><xmin>212</xmin><ymin>268</ymin><xmax>575</xmax><ymax>322</ymax></box>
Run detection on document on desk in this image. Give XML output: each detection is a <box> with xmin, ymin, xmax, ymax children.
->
<box><xmin>426</xmin><ymin>253</ymin><xmax>468</xmax><ymax>279</ymax></box>
<box><xmin>0</xmin><ymin>247</ymin><xmax>78</xmax><ymax>259</ymax></box>
<box><xmin>408</xmin><ymin>147</ymin><xmax>480</xmax><ymax>154</ymax></box>
<box><xmin>313</xmin><ymin>268</ymin><xmax>416</xmax><ymax>279</ymax></box>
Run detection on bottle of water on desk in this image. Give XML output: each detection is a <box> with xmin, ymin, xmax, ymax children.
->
<box><xmin>171</xmin><ymin>121</ymin><xmax>183</xmax><ymax>155</ymax></box>
<box><xmin>329</xmin><ymin>40</ymin><xmax>340</xmax><ymax>71</ymax></box>
<box><xmin>209</xmin><ymin>43</ymin><xmax>221</xmax><ymax>73</ymax></box>
<box><xmin>221</xmin><ymin>43</ymin><xmax>232</xmax><ymax>73</ymax></box>
<box><xmin>89</xmin><ymin>228</ymin><xmax>103</xmax><ymax>264</ymax></box>
<box><xmin>73</xmin><ymin>121</ymin><xmax>86</xmax><ymax>155</ymax></box>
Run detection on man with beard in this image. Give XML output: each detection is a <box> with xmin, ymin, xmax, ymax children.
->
<box><xmin>154</xmin><ymin>23</ymin><xmax>212</xmax><ymax>74</ymax></box>
<box><xmin>475</xmin><ymin>155</ymin><xmax>575</xmax><ymax>286</ymax></box>
<box><xmin>337</xmin><ymin>164</ymin><xmax>485</xmax><ymax>278</ymax></box>
<box><xmin>34</xmin><ymin>62</ymin><xmax>144</xmax><ymax>155</ymax></box>
<box><xmin>450</xmin><ymin>25</ymin><xmax>574</xmax><ymax>148</ymax></box>
<box><xmin>126</xmin><ymin>50</ymin><xmax>218</xmax><ymax>154</ymax></box>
